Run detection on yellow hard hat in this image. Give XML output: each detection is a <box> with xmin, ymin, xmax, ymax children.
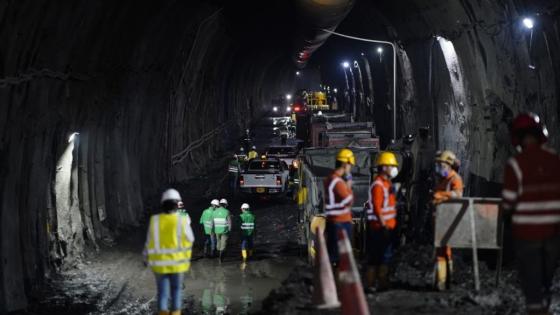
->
<box><xmin>435</xmin><ymin>150</ymin><xmax>456</xmax><ymax>165</ymax></box>
<box><xmin>376</xmin><ymin>151</ymin><xmax>398</xmax><ymax>167</ymax></box>
<box><xmin>336</xmin><ymin>148</ymin><xmax>355</xmax><ymax>165</ymax></box>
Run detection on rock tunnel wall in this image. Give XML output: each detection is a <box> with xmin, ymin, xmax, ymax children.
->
<box><xmin>353</xmin><ymin>0</ymin><xmax>560</xmax><ymax>195</ymax></box>
<box><xmin>0</xmin><ymin>1</ymin><xmax>292</xmax><ymax>311</ymax></box>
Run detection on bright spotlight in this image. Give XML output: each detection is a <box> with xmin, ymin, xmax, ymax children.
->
<box><xmin>296</xmin><ymin>71</ymin><xmax>301</xmax><ymax>76</ymax></box>
<box><xmin>342</xmin><ymin>61</ymin><xmax>350</xmax><ymax>68</ymax></box>
<box><xmin>273</xmin><ymin>106</ymin><xmax>278</xmax><ymax>112</ymax></box>
<box><xmin>286</xmin><ymin>106</ymin><xmax>291</xmax><ymax>112</ymax></box>
<box><xmin>68</xmin><ymin>132</ymin><xmax>79</xmax><ymax>143</ymax></box>
<box><xmin>333</xmin><ymin>88</ymin><xmax>338</xmax><ymax>93</ymax></box>
<box><xmin>377</xmin><ymin>47</ymin><xmax>383</xmax><ymax>53</ymax></box>
<box><xmin>522</xmin><ymin>17</ymin><xmax>534</xmax><ymax>29</ymax></box>
<box><xmin>286</xmin><ymin>94</ymin><xmax>292</xmax><ymax>100</ymax></box>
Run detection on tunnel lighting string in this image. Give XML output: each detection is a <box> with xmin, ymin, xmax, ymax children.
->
<box><xmin>322</xmin><ymin>29</ymin><xmax>398</xmax><ymax>143</ymax></box>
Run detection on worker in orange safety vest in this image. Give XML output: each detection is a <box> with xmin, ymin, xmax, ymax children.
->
<box><xmin>502</xmin><ymin>112</ymin><xmax>560</xmax><ymax>315</ymax></box>
<box><xmin>432</xmin><ymin>150</ymin><xmax>464</xmax><ymax>291</ymax></box>
<box><xmin>365</xmin><ymin>151</ymin><xmax>399</xmax><ymax>291</ymax></box>
<box><xmin>323</xmin><ymin>148</ymin><xmax>355</xmax><ymax>267</ymax></box>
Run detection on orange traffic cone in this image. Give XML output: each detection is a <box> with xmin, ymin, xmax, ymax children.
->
<box><xmin>312</xmin><ymin>227</ymin><xmax>340</xmax><ymax>309</ymax></box>
<box><xmin>337</xmin><ymin>228</ymin><xmax>370</xmax><ymax>315</ymax></box>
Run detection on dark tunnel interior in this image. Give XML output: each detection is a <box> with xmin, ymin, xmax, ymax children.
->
<box><xmin>1</xmin><ymin>0</ymin><xmax>559</xmax><ymax>313</ymax></box>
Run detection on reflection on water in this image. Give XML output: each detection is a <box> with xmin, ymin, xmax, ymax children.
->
<box><xmin>193</xmin><ymin>259</ymin><xmax>292</xmax><ymax>315</ymax></box>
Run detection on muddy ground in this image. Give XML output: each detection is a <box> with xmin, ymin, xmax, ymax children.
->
<box><xmin>260</xmin><ymin>243</ymin><xmax>560</xmax><ymax>315</ymax></box>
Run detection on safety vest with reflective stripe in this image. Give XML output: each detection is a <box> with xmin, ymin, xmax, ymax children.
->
<box><xmin>200</xmin><ymin>207</ymin><xmax>214</xmax><ymax>235</ymax></box>
<box><xmin>240</xmin><ymin>211</ymin><xmax>255</xmax><ymax>236</ymax></box>
<box><xmin>229</xmin><ymin>159</ymin><xmax>240</xmax><ymax>173</ymax></box>
<box><xmin>323</xmin><ymin>172</ymin><xmax>353</xmax><ymax>223</ymax></box>
<box><xmin>367</xmin><ymin>175</ymin><xmax>397</xmax><ymax>230</ymax></box>
<box><xmin>213</xmin><ymin>207</ymin><xmax>231</xmax><ymax>234</ymax></box>
<box><xmin>146</xmin><ymin>213</ymin><xmax>193</xmax><ymax>274</ymax></box>
<box><xmin>433</xmin><ymin>169</ymin><xmax>464</xmax><ymax>203</ymax></box>
<box><xmin>502</xmin><ymin>144</ymin><xmax>560</xmax><ymax>240</ymax></box>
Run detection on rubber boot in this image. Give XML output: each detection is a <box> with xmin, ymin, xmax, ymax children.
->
<box><xmin>366</xmin><ymin>266</ymin><xmax>377</xmax><ymax>290</ymax></box>
<box><xmin>242</xmin><ymin>249</ymin><xmax>248</xmax><ymax>262</ymax></box>
<box><xmin>170</xmin><ymin>311</ymin><xmax>181</xmax><ymax>315</ymax></box>
<box><xmin>219</xmin><ymin>250</ymin><xmax>224</xmax><ymax>262</ymax></box>
<box><xmin>436</xmin><ymin>259</ymin><xmax>447</xmax><ymax>291</ymax></box>
<box><xmin>377</xmin><ymin>265</ymin><xmax>390</xmax><ymax>291</ymax></box>
<box><xmin>158</xmin><ymin>311</ymin><xmax>170</xmax><ymax>315</ymax></box>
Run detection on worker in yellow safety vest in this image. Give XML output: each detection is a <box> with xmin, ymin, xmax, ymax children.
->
<box><xmin>247</xmin><ymin>146</ymin><xmax>258</xmax><ymax>160</ymax></box>
<box><xmin>143</xmin><ymin>189</ymin><xmax>195</xmax><ymax>315</ymax></box>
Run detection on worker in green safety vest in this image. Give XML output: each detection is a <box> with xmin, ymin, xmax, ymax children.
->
<box><xmin>239</xmin><ymin>203</ymin><xmax>255</xmax><ymax>262</ymax></box>
<box><xmin>228</xmin><ymin>154</ymin><xmax>241</xmax><ymax>191</ymax></box>
<box><xmin>213</xmin><ymin>198</ymin><xmax>232</xmax><ymax>262</ymax></box>
<box><xmin>200</xmin><ymin>199</ymin><xmax>219</xmax><ymax>258</ymax></box>
<box><xmin>177</xmin><ymin>201</ymin><xmax>189</xmax><ymax>219</ymax></box>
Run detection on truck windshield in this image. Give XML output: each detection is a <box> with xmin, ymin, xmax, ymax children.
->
<box><xmin>248</xmin><ymin>161</ymin><xmax>280</xmax><ymax>171</ymax></box>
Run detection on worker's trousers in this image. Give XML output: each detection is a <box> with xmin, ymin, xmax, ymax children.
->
<box><xmin>325</xmin><ymin>221</ymin><xmax>352</xmax><ymax>265</ymax></box>
<box><xmin>204</xmin><ymin>233</ymin><xmax>216</xmax><ymax>255</ymax></box>
<box><xmin>366</xmin><ymin>227</ymin><xmax>395</xmax><ymax>266</ymax></box>
<box><xmin>155</xmin><ymin>272</ymin><xmax>183</xmax><ymax>311</ymax></box>
<box><xmin>515</xmin><ymin>236</ymin><xmax>560</xmax><ymax>311</ymax></box>
<box><xmin>216</xmin><ymin>233</ymin><xmax>229</xmax><ymax>251</ymax></box>
<box><xmin>241</xmin><ymin>235</ymin><xmax>254</xmax><ymax>250</ymax></box>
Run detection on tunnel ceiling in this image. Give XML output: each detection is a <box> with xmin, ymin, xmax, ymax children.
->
<box><xmin>1</xmin><ymin>0</ymin><xmax>560</xmax><ymax>312</ymax></box>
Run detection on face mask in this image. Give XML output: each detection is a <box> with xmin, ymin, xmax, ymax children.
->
<box><xmin>435</xmin><ymin>163</ymin><xmax>448</xmax><ymax>177</ymax></box>
<box><xmin>389</xmin><ymin>167</ymin><xmax>399</xmax><ymax>179</ymax></box>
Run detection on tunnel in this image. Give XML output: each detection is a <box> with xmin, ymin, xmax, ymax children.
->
<box><xmin>1</xmin><ymin>0</ymin><xmax>559</xmax><ymax>314</ymax></box>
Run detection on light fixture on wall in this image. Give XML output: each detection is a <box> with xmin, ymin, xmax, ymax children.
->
<box><xmin>522</xmin><ymin>16</ymin><xmax>536</xmax><ymax>70</ymax></box>
<box><xmin>342</xmin><ymin>61</ymin><xmax>350</xmax><ymax>68</ymax></box>
<box><xmin>522</xmin><ymin>17</ymin><xmax>534</xmax><ymax>29</ymax></box>
<box><xmin>286</xmin><ymin>94</ymin><xmax>292</xmax><ymax>100</ymax></box>
<box><xmin>68</xmin><ymin>132</ymin><xmax>79</xmax><ymax>143</ymax></box>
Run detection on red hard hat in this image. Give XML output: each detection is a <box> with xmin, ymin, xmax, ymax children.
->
<box><xmin>511</xmin><ymin>112</ymin><xmax>549</xmax><ymax>146</ymax></box>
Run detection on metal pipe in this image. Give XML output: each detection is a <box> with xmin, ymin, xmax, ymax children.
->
<box><xmin>323</xmin><ymin>29</ymin><xmax>398</xmax><ymax>143</ymax></box>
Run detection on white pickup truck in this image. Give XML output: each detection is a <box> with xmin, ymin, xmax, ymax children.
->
<box><xmin>238</xmin><ymin>158</ymin><xmax>290</xmax><ymax>195</ymax></box>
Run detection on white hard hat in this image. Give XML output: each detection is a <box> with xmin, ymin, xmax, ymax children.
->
<box><xmin>241</xmin><ymin>203</ymin><xmax>250</xmax><ymax>210</ymax></box>
<box><xmin>219</xmin><ymin>198</ymin><xmax>228</xmax><ymax>205</ymax></box>
<box><xmin>211</xmin><ymin>199</ymin><xmax>220</xmax><ymax>206</ymax></box>
<box><xmin>161</xmin><ymin>189</ymin><xmax>182</xmax><ymax>203</ymax></box>
<box><xmin>251</xmin><ymin>146</ymin><xmax>256</xmax><ymax>150</ymax></box>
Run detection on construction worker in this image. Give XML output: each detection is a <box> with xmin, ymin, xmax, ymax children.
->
<box><xmin>432</xmin><ymin>150</ymin><xmax>464</xmax><ymax>291</ymax></box>
<box><xmin>323</xmin><ymin>148</ymin><xmax>354</xmax><ymax>266</ymax></box>
<box><xmin>177</xmin><ymin>201</ymin><xmax>189</xmax><ymax>219</ymax></box>
<box><xmin>239</xmin><ymin>203</ymin><xmax>255</xmax><ymax>262</ymax></box>
<box><xmin>365</xmin><ymin>151</ymin><xmax>399</xmax><ymax>291</ymax></box>
<box><xmin>238</xmin><ymin>147</ymin><xmax>247</xmax><ymax>161</ymax></box>
<box><xmin>247</xmin><ymin>146</ymin><xmax>258</xmax><ymax>160</ymax></box>
<box><xmin>502</xmin><ymin>112</ymin><xmax>560</xmax><ymax>315</ymax></box>
<box><xmin>214</xmin><ymin>198</ymin><xmax>232</xmax><ymax>262</ymax></box>
<box><xmin>200</xmin><ymin>200</ymin><xmax>219</xmax><ymax>258</ymax></box>
<box><xmin>143</xmin><ymin>189</ymin><xmax>194</xmax><ymax>315</ymax></box>
<box><xmin>228</xmin><ymin>154</ymin><xmax>241</xmax><ymax>191</ymax></box>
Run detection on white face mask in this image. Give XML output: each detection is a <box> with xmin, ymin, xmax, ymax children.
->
<box><xmin>388</xmin><ymin>166</ymin><xmax>399</xmax><ymax>179</ymax></box>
